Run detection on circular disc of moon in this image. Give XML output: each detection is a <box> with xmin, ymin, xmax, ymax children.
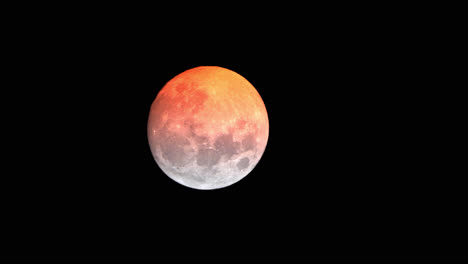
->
<box><xmin>147</xmin><ymin>66</ymin><xmax>269</xmax><ymax>190</ymax></box>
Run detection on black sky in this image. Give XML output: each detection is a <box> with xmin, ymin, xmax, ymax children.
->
<box><xmin>3</xmin><ymin>2</ymin><xmax>466</xmax><ymax>262</ymax></box>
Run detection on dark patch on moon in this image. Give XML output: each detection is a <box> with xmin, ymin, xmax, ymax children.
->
<box><xmin>237</xmin><ymin>157</ymin><xmax>250</xmax><ymax>170</ymax></box>
<box><xmin>159</xmin><ymin>133</ymin><xmax>192</xmax><ymax>167</ymax></box>
<box><xmin>184</xmin><ymin>119</ymin><xmax>209</xmax><ymax>144</ymax></box>
<box><xmin>241</xmin><ymin>133</ymin><xmax>256</xmax><ymax>151</ymax></box>
<box><xmin>215</xmin><ymin>134</ymin><xmax>240</xmax><ymax>159</ymax></box>
<box><xmin>196</xmin><ymin>148</ymin><xmax>221</xmax><ymax>167</ymax></box>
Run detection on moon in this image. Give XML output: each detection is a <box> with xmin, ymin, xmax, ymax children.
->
<box><xmin>147</xmin><ymin>66</ymin><xmax>269</xmax><ymax>190</ymax></box>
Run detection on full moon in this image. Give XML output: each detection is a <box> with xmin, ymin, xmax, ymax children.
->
<box><xmin>147</xmin><ymin>66</ymin><xmax>269</xmax><ymax>190</ymax></box>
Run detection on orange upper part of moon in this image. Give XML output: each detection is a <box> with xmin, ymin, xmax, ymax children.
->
<box><xmin>148</xmin><ymin>66</ymin><xmax>269</xmax><ymax>189</ymax></box>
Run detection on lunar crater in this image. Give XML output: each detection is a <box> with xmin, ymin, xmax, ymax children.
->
<box><xmin>237</xmin><ymin>157</ymin><xmax>250</xmax><ymax>170</ymax></box>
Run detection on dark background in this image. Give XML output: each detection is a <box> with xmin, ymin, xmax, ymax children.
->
<box><xmin>3</xmin><ymin>2</ymin><xmax>466</xmax><ymax>261</ymax></box>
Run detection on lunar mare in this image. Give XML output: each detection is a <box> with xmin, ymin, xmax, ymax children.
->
<box><xmin>148</xmin><ymin>66</ymin><xmax>269</xmax><ymax>190</ymax></box>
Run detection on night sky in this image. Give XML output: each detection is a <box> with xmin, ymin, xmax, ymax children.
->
<box><xmin>3</xmin><ymin>2</ymin><xmax>465</xmax><ymax>262</ymax></box>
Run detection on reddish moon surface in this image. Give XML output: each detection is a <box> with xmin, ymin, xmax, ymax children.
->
<box><xmin>147</xmin><ymin>66</ymin><xmax>269</xmax><ymax>189</ymax></box>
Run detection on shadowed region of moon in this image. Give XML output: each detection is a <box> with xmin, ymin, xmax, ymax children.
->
<box><xmin>148</xmin><ymin>66</ymin><xmax>269</xmax><ymax>190</ymax></box>
<box><xmin>237</xmin><ymin>157</ymin><xmax>250</xmax><ymax>170</ymax></box>
<box><xmin>160</xmin><ymin>135</ymin><xmax>193</xmax><ymax>167</ymax></box>
<box><xmin>196</xmin><ymin>148</ymin><xmax>221</xmax><ymax>167</ymax></box>
<box><xmin>214</xmin><ymin>134</ymin><xmax>240</xmax><ymax>159</ymax></box>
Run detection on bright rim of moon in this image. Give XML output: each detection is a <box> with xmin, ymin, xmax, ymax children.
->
<box><xmin>147</xmin><ymin>66</ymin><xmax>269</xmax><ymax>190</ymax></box>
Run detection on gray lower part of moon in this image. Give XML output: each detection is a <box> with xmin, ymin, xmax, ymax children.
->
<box><xmin>149</xmin><ymin>121</ymin><xmax>264</xmax><ymax>190</ymax></box>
